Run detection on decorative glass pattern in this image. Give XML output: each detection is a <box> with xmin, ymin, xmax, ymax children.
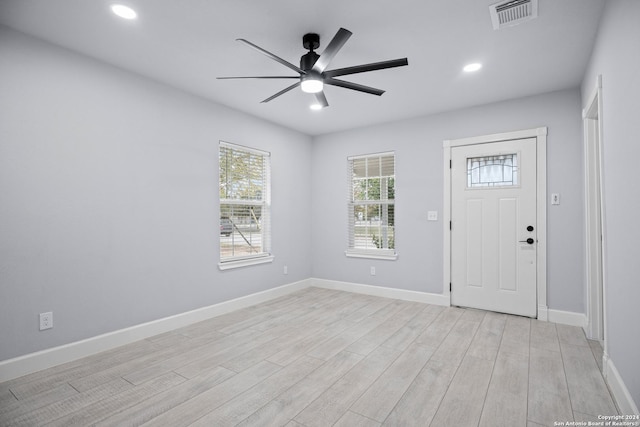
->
<box><xmin>467</xmin><ymin>154</ymin><xmax>518</xmax><ymax>188</ymax></box>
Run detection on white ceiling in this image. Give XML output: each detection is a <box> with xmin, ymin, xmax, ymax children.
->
<box><xmin>0</xmin><ymin>0</ymin><xmax>605</xmax><ymax>136</ymax></box>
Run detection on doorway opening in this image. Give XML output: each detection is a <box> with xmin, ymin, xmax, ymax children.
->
<box><xmin>443</xmin><ymin>127</ymin><xmax>548</xmax><ymax>318</ymax></box>
<box><xmin>583</xmin><ymin>75</ymin><xmax>605</xmax><ymax>343</ymax></box>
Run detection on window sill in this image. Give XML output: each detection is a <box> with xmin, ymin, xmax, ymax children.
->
<box><xmin>218</xmin><ymin>255</ymin><xmax>274</xmax><ymax>271</ymax></box>
<box><xmin>345</xmin><ymin>250</ymin><xmax>398</xmax><ymax>261</ymax></box>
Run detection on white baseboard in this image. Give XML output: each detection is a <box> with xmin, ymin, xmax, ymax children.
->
<box><xmin>547</xmin><ymin>308</ymin><xmax>587</xmax><ymax>328</ymax></box>
<box><xmin>311</xmin><ymin>278</ymin><xmax>450</xmax><ymax>306</ymax></box>
<box><xmin>0</xmin><ymin>279</ymin><xmax>312</xmax><ymax>383</ymax></box>
<box><xmin>603</xmin><ymin>352</ymin><xmax>640</xmax><ymax>415</ymax></box>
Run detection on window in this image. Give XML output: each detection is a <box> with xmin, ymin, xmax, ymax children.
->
<box><xmin>219</xmin><ymin>141</ymin><xmax>272</xmax><ymax>269</ymax></box>
<box><xmin>467</xmin><ymin>154</ymin><xmax>518</xmax><ymax>188</ymax></box>
<box><xmin>347</xmin><ymin>152</ymin><xmax>397</xmax><ymax>260</ymax></box>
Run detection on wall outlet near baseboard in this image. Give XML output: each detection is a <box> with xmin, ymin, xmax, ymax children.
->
<box><xmin>283</xmin><ymin>265</ymin><xmax>288</xmax><ymax>275</ymax></box>
<box><xmin>39</xmin><ymin>312</ymin><xmax>53</xmax><ymax>331</ymax></box>
<box><xmin>370</xmin><ymin>266</ymin><xmax>376</xmax><ymax>276</ymax></box>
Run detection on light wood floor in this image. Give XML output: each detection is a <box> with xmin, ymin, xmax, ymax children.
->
<box><xmin>0</xmin><ymin>287</ymin><xmax>618</xmax><ymax>426</ymax></box>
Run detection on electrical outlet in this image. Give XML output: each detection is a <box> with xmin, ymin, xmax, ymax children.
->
<box><xmin>283</xmin><ymin>265</ymin><xmax>288</xmax><ymax>275</ymax></box>
<box><xmin>427</xmin><ymin>211</ymin><xmax>438</xmax><ymax>221</ymax></box>
<box><xmin>39</xmin><ymin>312</ymin><xmax>53</xmax><ymax>331</ymax></box>
<box><xmin>370</xmin><ymin>266</ymin><xmax>376</xmax><ymax>276</ymax></box>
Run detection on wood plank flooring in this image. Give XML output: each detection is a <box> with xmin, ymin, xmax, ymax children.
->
<box><xmin>0</xmin><ymin>287</ymin><xmax>619</xmax><ymax>426</ymax></box>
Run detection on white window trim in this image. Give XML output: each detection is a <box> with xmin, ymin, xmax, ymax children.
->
<box><xmin>218</xmin><ymin>254</ymin><xmax>274</xmax><ymax>270</ymax></box>
<box><xmin>345</xmin><ymin>249</ymin><xmax>398</xmax><ymax>260</ymax></box>
<box><xmin>218</xmin><ymin>141</ymin><xmax>272</xmax><ymax>270</ymax></box>
<box><xmin>347</xmin><ymin>151</ymin><xmax>398</xmax><ymax>261</ymax></box>
<box><xmin>219</xmin><ymin>140</ymin><xmax>269</xmax><ymax>157</ymax></box>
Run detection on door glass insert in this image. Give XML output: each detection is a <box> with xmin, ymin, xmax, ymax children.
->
<box><xmin>467</xmin><ymin>154</ymin><xmax>518</xmax><ymax>188</ymax></box>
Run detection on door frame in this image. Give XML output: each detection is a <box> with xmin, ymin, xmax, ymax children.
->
<box><xmin>443</xmin><ymin>127</ymin><xmax>548</xmax><ymax>319</ymax></box>
<box><xmin>583</xmin><ymin>75</ymin><xmax>607</xmax><ymax>343</ymax></box>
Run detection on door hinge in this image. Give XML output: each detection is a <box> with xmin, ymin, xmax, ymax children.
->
<box><xmin>450</xmin><ymin>159</ymin><xmax>452</xmax><ymax>169</ymax></box>
<box><xmin>449</xmin><ymin>221</ymin><xmax>452</xmax><ymax>230</ymax></box>
<box><xmin>450</xmin><ymin>282</ymin><xmax>452</xmax><ymax>292</ymax></box>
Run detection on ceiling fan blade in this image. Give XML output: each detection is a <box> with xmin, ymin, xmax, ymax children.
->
<box><xmin>314</xmin><ymin>91</ymin><xmax>329</xmax><ymax>108</ymax></box>
<box><xmin>261</xmin><ymin>82</ymin><xmax>301</xmax><ymax>103</ymax></box>
<box><xmin>236</xmin><ymin>38</ymin><xmax>304</xmax><ymax>74</ymax></box>
<box><xmin>325</xmin><ymin>78</ymin><xmax>385</xmax><ymax>96</ymax></box>
<box><xmin>324</xmin><ymin>58</ymin><xmax>408</xmax><ymax>78</ymax></box>
<box><xmin>312</xmin><ymin>28</ymin><xmax>352</xmax><ymax>73</ymax></box>
<box><xmin>217</xmin><ymin>76</ymin><xmax>299</xmax><ymax>80</ymax></box>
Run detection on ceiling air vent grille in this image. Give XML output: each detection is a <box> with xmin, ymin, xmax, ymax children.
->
<box><xmin>490</xmin><ymin>0</ymin><xmax>538</xmax><ymax>30</ymax></box>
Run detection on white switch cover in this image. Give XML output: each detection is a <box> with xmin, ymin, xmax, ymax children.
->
<box><xmin>427</xmin><ymin>211</ymin><xmax>438</xmax><ymax>221</ymax></box>
<box><xmin>551</xmin><ymin>193</ymin><xmax>560</xmax><ymax>205</ymax></box>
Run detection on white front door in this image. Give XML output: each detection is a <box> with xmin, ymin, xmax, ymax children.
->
<box><xmin>451</xmin><ymin>138</ymin><xmax>537</xmax><ymax>317</ymax></box>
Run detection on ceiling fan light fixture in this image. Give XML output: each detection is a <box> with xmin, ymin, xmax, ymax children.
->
<box><xmin>301</xmin><ymin>74</ymin><xmax>323</xmax><ymax>94</ymax></box>
<box><xmin>111</xmin><ymin>4</ymin><xmax>137</xmax><ymax>20</ymax></box>
<box><xmin>310</xmin><ymin>103</ymin><xmax>324</xmax><ymax>110</ymax></box>
<box><xmin>463</xmin><ymin>63</ymin><xmax>483</xmax><ymax>72</ymax></box>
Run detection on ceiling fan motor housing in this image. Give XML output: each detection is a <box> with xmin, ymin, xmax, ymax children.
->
<box><xmin>300</xmin><ymin>51</ymin><xmax>320</xmax><ymax>71</ymax></box>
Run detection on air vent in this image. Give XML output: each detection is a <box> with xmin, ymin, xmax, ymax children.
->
<box><xmin>490</xmin><ymin>0</ymin><xmax>538</xmax><ymax>30</ymax></box>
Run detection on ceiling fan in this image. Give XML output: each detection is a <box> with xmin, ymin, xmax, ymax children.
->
<box><xmin>217</xmin><ymin>28</ymin><xmax>409</xmax><ymax>109</ymax></box>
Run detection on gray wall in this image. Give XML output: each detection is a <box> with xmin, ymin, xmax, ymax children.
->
<box><xmin>311</xmin><ymin>89</ymin><xmax>585</xmax><ymax>314</ymax></box>
<box><xmin>0</xmin><ymin>27</ymin><xmax>313</xmax><ymax>361</ymax></box>
<box><xmin>581</xmin><ymin>0</ymin><xmax>640</xmax><ymax>409</ymax></box>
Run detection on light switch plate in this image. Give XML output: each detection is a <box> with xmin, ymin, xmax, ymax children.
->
<box><xmin>551</xmin><ymin>193</ymin><xmax>560</xmax><ymax>205</ymax></box>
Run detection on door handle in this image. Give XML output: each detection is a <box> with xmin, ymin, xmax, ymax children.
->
<box><xmin>519</xmin><ymin>238</ymin><xmax>535</xmax><ymax>244</ymax></box>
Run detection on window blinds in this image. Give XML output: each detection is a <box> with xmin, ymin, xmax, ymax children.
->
<box><xmin>347</xmin><ymin>152</ymin><xmax>396</xmax><ymax>259</ymax></box>
<box><xmin>219</xmin><ymin>142</ymin><xmax>271</xmax><ymax>263</ymax></box>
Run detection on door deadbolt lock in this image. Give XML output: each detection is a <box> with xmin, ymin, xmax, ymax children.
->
<box><xmin>527</xmin><ymin>225</ymin><xmax>534</xmax><ymax>232</ymax></box>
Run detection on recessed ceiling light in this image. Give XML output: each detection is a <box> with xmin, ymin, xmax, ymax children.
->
<box><xmin>111</xmin><ymin>4</ymin><xmax>137</xmax><ymax>20</ymax></box>
<box><xmin>463</xmin><ymin>63</ymin><xmax>482</xmax><ymax>73</ymax></box>
<box><xmin>310</xmin><ymin>103</ymin><xmax>323</xmax><ymax>111</ymax></box>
